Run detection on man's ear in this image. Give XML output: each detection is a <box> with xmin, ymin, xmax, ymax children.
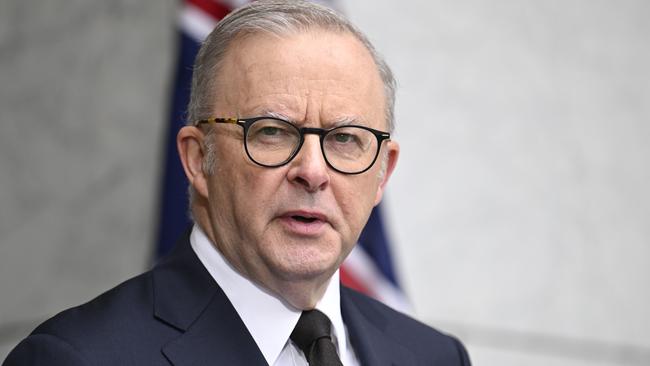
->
<box><xmin>374</xmin><ymin>140</ymin><xmax>399</xmax><ymax>206</ymax></box>
<box><xmin>177</xmin><ymin>126</ymin><xmax>209</xmax><ymax>199</ymax></box>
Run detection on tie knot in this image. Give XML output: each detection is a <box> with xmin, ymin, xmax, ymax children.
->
<box><xmin>290</xmin><ymin>310</ymin><xmax>343</xmax><ymax>366</ymax></box>
<box><xmin>290</xmin><ymin>309</ymin><xmax>333</xmax><ymax>353</ymax></box>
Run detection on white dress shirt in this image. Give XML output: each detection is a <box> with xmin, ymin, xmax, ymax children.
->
<box><xmin>190</xmin><ymin>225</ymin><xmax>360</xmax><ymax>366</ymax></box>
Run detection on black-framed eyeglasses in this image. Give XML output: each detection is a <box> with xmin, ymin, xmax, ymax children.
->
<box><xmin>195</xmin><ymin>116</ymin><xmax>391</xmax><ymax>175</ymax></box>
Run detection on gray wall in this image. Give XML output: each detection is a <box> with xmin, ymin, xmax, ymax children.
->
<box><xmin>0</xmin><ymin>0</ymin><xmax>176</xmax><ymax>356</ymax></box>
<box><xmin>1</xmin><ymin>1</ymin><xmax>649</xmax><ymax>365</ymax></box>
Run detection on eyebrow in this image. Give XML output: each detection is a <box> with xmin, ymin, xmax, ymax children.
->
<box><xmin>328</xmin><ymin>116</ymin><xmax>361</xmax><ymax>127</ymax></box>
<box><xmin>263</xmin><ymin>110</ymin><xmax>292</xmax><ymax>121</ymax></box>
<box><xmin>258</xmin><ymin>110</ymin><xmax>364</xmax><ymax>128</ymax></box>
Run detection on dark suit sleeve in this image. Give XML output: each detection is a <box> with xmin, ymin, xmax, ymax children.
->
<box><xmin>3</xmin><ymin>334</ymin><xmax>90</xmax><ymax>366</ymax></box>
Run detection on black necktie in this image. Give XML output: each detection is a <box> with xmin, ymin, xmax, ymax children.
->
<box><xmin>290</xmin><ymin>309</ymin><xmax>344</xmax><ymax>366</ymax></box>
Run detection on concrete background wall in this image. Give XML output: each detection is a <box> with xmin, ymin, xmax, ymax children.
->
<box><xmin>1</xmin><ymin>1</ymin><xmax>649</xmax><ymax>365</ymax></box>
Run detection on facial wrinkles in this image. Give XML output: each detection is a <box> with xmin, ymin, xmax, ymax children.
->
<box><xmin>222</xmin><ymin>31</ymin><xmax>385</xmax><ymax>120</ymax></box>
<box><xmin>217</xmin><ymin>35</ymin><xmax>384</xmax><ymax>225</ymax></box>
<box><xmin>238</xmin><ymin>56</ymin><xmax>372</xmax><ymax>123</ymax></box>
<box><xmin>282</xmin><ymin>93</ymin><xmax>378</xmax><ymax>235</ymax></box>
<box><xmin>241</xmin><ymin>83</ymin><xmax>354</xmax><ymax>125</ymax></box>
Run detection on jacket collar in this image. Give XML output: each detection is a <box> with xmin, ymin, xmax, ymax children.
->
<box><xmin>152</xmin><ymin>230</ymin><xmax>268</xmax><ymax>365</ymax></box>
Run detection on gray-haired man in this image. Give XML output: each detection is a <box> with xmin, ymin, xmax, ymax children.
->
<box><xmin>4</xmin><ymin>1</ymin><xmax>470</xmax><ymax>365</ymax></box>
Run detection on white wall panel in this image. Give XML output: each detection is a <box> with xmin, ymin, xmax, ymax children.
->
<box><xmin>345</xmin><ymin>1</ymin><xmax>650</xmax><ymax>364</ymax></box>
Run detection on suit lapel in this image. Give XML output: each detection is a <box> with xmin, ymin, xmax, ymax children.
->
<box><xmin>161</xmin><ymin>288</ymin><xmax>268</xmax><ymax>365</ymax></box>
<box><xmin>341</xmin><ymin>287</ymin><xmax>417</xmax><ymax>366</ymax></box>
<box><xmin>152</xmin><ymin>231</ymin><xmax>268</xmax><ymax>365</ymax></box>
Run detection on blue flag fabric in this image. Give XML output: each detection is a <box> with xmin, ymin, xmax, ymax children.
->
<box><xmin>154</xmin><ymin>32</ymin><xmax>200</xmax><ymax>258</ymax></box>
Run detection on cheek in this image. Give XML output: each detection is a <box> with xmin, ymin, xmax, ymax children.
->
<box><xmin>208</xmin><ymin>149</ymin><xmax>256</xmax><ymax>224</ymax></box>
<box><xmin>223</xmin><ymin>166</ymin><xmax>288</xmax><ymax>232</ymax></box>
<box><xmin>335</xmin><ymin>176</ymin><xmax>380</xmax><ymax>231</ymax></box>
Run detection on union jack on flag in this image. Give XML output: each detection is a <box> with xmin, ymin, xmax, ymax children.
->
<box><xmin>155</xmin><ymin>0</ymin><xmax>410</xmax><ymax>313</ymax></box>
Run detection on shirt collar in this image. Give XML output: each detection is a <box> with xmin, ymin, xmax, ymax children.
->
<box><xmin>190</xmin><ymin>225</ymin><xmax>348</xmax><ymax>365</ymax></box>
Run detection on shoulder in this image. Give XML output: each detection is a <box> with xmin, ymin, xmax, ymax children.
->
<box><xmin>34</xmin><ymin>271</ymin><xmax>156</xmax><ymax>338</ymax></box>
<box><xmin>342</xmin><ymin>286</ymin><xmax>471</xmax><ymax>365</ymax></box>
<box><xmin>4</xmin><ymin>271</ymin><xmax>175</xmax><ymax>365</ymax></box>
<box><xmin>343</xmin><ymin>286</ymin><xmax>451</xmax><ymax>339</ymax></box>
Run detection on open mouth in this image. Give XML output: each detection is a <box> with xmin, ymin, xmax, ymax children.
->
<box><xmin>281</xmin><ymin>211</ymin><xmax>327</xmax><ymax>234</ymax></box>
<box><xmin>292</xmin><ymin>215</ymin><xmax>318</xmax><ymax>223</ymax></box>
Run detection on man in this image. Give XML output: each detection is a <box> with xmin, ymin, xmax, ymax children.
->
<box><xmin>4</xmin><ymin>1</ymin><xmax>470</xmax><ymax>365</ymax></box>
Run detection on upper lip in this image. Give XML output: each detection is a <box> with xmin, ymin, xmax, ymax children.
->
<box><xmin>281</xmin><ymin>210</ymin><xmax>329</xmax><ymax>222</ymax></box>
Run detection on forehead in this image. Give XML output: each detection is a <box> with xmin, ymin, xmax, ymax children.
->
<box><xmin>213</xmin><ymin>29</ymin><xmax>386</xmax><ymax>127</ymax></box>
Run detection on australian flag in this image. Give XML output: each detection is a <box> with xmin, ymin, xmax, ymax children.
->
<box><xmin>155</xmin><ymin>0</ymin><xmax>410</xmax><ymax>313</ymax></box>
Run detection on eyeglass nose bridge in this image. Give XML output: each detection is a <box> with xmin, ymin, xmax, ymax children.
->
<box><xmin>299</xmin><ymin>127</ymin><xmax>329</xmax><ymax>137</ymax></box>
<box><xmin>289</xmin><ymin>126</ymin><xmax>330</xmax><ymax>165</ymax></box>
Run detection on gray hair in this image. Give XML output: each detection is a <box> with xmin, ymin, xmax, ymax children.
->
<box><xmin>187</xmin><ymin>0</ymin><xmax>396</xmax><ymax>133</ymax></box>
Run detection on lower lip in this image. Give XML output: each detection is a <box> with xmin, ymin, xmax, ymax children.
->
<box><xmin>279</xmin><ymin>216</ymin><xmax>327</xmax><ymax>236</ymax></box>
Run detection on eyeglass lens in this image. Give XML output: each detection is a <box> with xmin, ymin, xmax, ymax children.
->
<box><xmin>245</xmin><ymin>118</ymin><xmax>380</xmax><ymax>173</ymax></box>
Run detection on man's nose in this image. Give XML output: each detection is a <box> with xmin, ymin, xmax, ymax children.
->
<box><xmin>286</xmin><ymin>135</ymin><xmax>330</xmax><ymax>192</ymax></box>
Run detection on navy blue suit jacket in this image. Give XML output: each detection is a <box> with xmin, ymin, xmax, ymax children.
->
<box><xmin>4</xmin><ymin>233</ymin><xmax>470</xmax><ymax>365</ymax></box>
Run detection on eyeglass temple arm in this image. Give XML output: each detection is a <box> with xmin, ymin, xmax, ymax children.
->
<box><xmin>195</xmin><ymin>118</ymin><xmax>239</xmax><ymax>126</ymax></box>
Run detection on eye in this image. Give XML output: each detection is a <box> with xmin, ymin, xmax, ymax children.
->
<box><xmin>248</xmin><ymin>119</ymin><xmax>295</xmax><ymax>139</ymax></box>
<box><xmin>333</xmin><ymin>132</ymin><xmax>355</xmax><ymax>144</ymax></box>
<box><xmin>247</xmin><ymin>119</ymin><xmax>300</xmax><ymax>149</ymax></box>
<box><xmin>259</xmin><ymin>126</ymin><xmax>281</xmax><ymax>136</ymax></box>
<box><xmin>324</xmin><ymin>127</ymin><xmax>375</xmax><ymax>157</ymax></box>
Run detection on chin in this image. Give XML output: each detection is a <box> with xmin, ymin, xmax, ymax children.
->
<box><xmin>269</xmin><ymin>252</ymin><xmax>341</xmax><ymax>282</ymax></box>
<box><xmin>262</xmin><ymin>234</ymin><xmax>350</xmax><ymax>281</ymax></box>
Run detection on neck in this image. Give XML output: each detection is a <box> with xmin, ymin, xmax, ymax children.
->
<box><xmin>191</xmin><ymin>203</ymin><xmax>333</xmax><ymax>310</ymax></box>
